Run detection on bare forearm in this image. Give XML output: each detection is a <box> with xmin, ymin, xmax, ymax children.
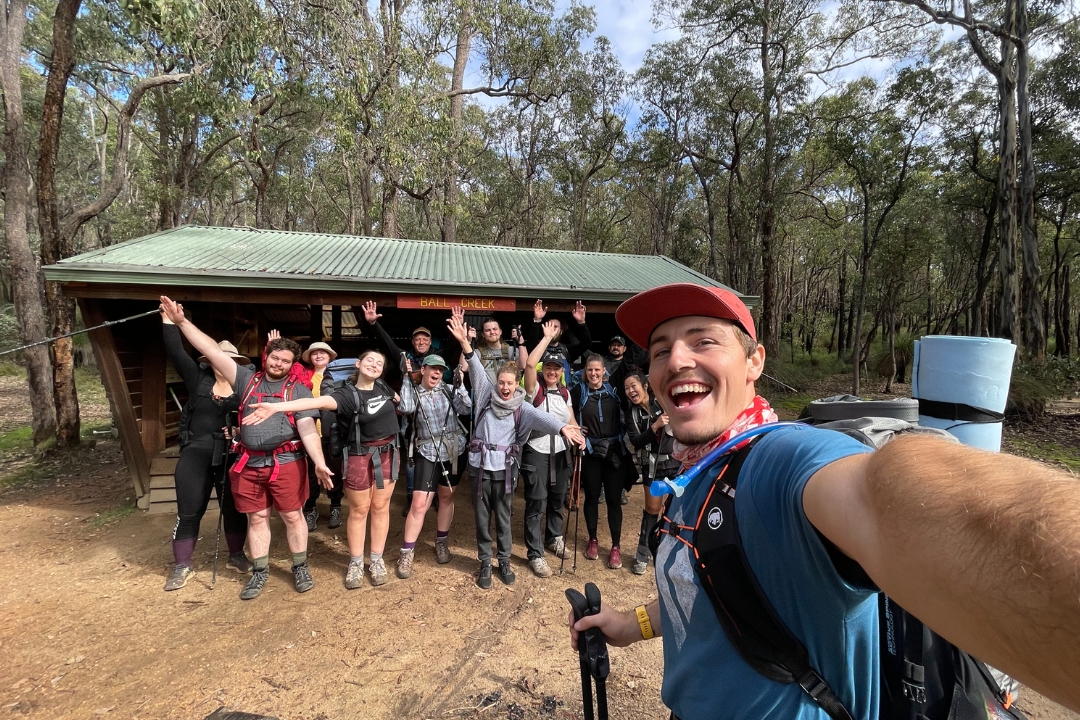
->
<box><xmin>175</xmin><ymin>318</ymin><xmax>236</xmax><ymax>385</ymax></box>
<box><xmin>298</xmin><ymin>419</ymin><xmax>325</xmax><ymax>466</ymax></box>
<box><xmin>865</xmin><ymin>436</ymin><xmax>1080</xmax><ymax>710</ymax></box>
<box><xmin>270</xmin><ymin>396</ymin><xmax>337</xmax><ymax>413</ymax></box>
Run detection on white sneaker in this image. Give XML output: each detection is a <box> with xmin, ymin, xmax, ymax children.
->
<box><xmin>529</xmin><ymin>556</ymin><xmax>553</xmax><ymax>578</ymax></box>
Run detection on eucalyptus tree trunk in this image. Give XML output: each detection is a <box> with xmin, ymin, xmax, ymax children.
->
<box><xmin>1</xmin><ymin>0</ymin><xmax>57</xmax><ymax>444</ymax></box>
<box><xmin>441</xmin><ymin>3</ymin><xmax>472</xmax><ymax>243</ymax></box>
<box><xmin>756</xmin><ymin>4</ymin><xmax>780</xmax><ymax>357</ymax></box>
<box><xmin>1015</xmin><ymin>0</ymin><xmax>1044</xmax><ymax>357</ymax></box>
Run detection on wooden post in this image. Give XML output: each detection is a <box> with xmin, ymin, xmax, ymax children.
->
<box><xmin>309</xmin><ymin>304</ymin><xmax>323</xmax><ymax>343</ymax></box>
<box><xmin>79</xmin><ymin>298</ymin><xmax>150</xmax><ymax>498</ymax></box>
<box><xmin>332</xmin><ymin>305</ymin><xmax>342</xmax><ymax>344</ymax></box>
<box><xmin>140</xmin><ymin>334</ymin><xmax>166</xmax><ymax>460</ymax></box>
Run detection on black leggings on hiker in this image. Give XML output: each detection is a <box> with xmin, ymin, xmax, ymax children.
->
<box><xmin>172</xmin><ymin>436</ymin><xmax>247</xmax><ymax>567</ymax></box>
<box><xmin>582</xmin><ymin>453</ymin><xmax>623</xmax><ymax>547</ymax></box>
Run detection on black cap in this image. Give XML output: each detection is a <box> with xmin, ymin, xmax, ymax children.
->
<box><xmin>540</xmin><ymin>350</ymin><xmax>567</xmax><ymax>366</ymax></box>
<box><xmin>608</xmin><ymin>335</ymin><xmax>626</xmax><ymax>346</ymax></box>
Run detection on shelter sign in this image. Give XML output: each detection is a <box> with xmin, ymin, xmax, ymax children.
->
<box><xmin>397</xmin><ymin>294</ymin><xmax>516</xmax><ymax>312</ymax></box>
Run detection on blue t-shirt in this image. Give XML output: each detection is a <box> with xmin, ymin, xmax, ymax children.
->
<box><xmin>656</xmin><ymin>425</ymin><xmax>876</xmax><ymax>720</ymax></box>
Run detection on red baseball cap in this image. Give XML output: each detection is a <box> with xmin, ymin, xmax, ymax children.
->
<box><xmin>616</xmin><ymin>283</ymin><xmax>757</xmax><ymax>349</ymax></box>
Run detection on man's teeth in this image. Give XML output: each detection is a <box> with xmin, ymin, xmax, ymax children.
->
<box><xmin>670</xmin><ymin>383</ymin><xmax>710</xmax><ymax>396</ymax></box>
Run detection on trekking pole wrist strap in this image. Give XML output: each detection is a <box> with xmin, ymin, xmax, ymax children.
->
<box><xmin>635</xmin><ymin>605</ymin><xmax>654</xmax><ymax>640</ymax></box>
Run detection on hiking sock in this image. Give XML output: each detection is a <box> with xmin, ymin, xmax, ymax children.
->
<box><xmin>252</xmin><ymin>555</ymin><xmax>270</xmax><ymax>571</ymax></box>
<box><xmin>350</xmin><ymin>555</ymin><xmax>364</xmax><ymax>565</ymax></box>
<box><xmin>402</xmin><ymin>540</ymin><xmax>416</xmax><ymax>550</ymax></box>
<box><xmin>291</xmin><ymin>551</ymin><xmax>307</xmax><ymax>567</ymax></box>
<box><xmin>370</xmin><ymin>552</ymin><xmax>383</xmax><ymax>564</ymax></box>
<box><xmin>172</xmin><ymin>537</ymin><xmax>196</xmax><ymax>567</ymax></box>
<box><xmin>224</xmin><ymin>532</ymin><xmax>246</xmax><ymax>557</ymax></box>
<box><xmin>436</xmin><ymin>530</ymin><xmax>449</xmax><ymax>539</ymax></box>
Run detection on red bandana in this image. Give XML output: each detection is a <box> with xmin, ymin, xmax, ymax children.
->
<box><xmin>671</xmin><ymin>395</ymin><xmax>778</xmax><ymax>468</ymax></box>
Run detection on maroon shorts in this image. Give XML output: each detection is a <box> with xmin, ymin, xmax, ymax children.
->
<box><xmin>230</xmin><ymin>457</ymin><xmax>309</xmax><ymax>513</ymax></box>
<box><xmin>344</xmin><ymin>437</ymin><xmax>396</xmax><ymax>492</ymax></box>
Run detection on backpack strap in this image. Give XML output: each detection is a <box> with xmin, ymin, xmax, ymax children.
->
<box><xmin>691</xmin><ymin>442</ymin><xmax>855</xmax><ymax>720</ymax></box>
<box><xmin>341</xmin><ymin>383</ymin><xmax>363</xmax><ymax>480</ymax></box>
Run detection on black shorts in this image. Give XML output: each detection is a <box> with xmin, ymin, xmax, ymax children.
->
<box><xmin>414</xmin><ymin>454</ymin><xmax>466</xmax><ymax>492</ymax></box>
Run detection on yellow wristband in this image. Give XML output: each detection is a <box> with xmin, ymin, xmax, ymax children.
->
<box><xmin>635</xmin><ymin>605</ymin><xmax>654</xmax><ymax>640</ymax></box>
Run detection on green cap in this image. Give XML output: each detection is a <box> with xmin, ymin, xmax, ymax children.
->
<box><xmin>421</xmin><ymin>354</ymin><xmax>449</xmax><ymax>373</ymax></box>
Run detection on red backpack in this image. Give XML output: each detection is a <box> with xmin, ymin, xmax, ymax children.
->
<box><xmin>232</xmin><ymin>371</ymin><xmax>303</xmax><ymax>481</ymax></box>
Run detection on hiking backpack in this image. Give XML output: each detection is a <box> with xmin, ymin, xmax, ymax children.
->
<box><xmin>653</xmin><ymin>415</ymin><xmax>1026</xmax><ymax>720</ymax></box>
<box><xmin>326</xmin><ymin>376</ymin><xmax>398</xmax><ymax>458</ymax></box>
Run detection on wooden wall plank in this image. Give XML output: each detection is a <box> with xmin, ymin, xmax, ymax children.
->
<box><xmin>140</xmin><ymin>335</ymin><xmax>167</xmax><ymax>459</ymax></box>
<box><xmin>80</xmin><ymin>298</ymin><xmax>150</xmax><ymax>498</ymax></box>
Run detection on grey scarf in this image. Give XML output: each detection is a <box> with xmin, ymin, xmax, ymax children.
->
<box><xmin>489</xmin><ymin>386</ymin><xmax>527</xmax><ymax>419</ymax></box>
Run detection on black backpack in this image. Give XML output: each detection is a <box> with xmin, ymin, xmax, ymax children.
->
<box><xmin>654</xmin><ymin>420</ymin><xmax>1025</xmax><ymax>720</ymax></box>
<box><xmin>326</xmin><ymin>377</ymin><xmax>397</xmax><ymax>458</ymax></box>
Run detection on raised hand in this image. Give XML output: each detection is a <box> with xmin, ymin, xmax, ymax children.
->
<box><xmin>241</xmin><ymin>402</ymin><xmax>279</xmax><ymax>426</ymax></box>
<box><xmin>404</xmin><ymin>357</ymin><xmax>413</xmax><ymax>374</ymax></box>
<box><xmin>267</xmin><ymin>329</ymin><xmax>281</xmax><ymax>342</ymax></box>
<box><xmin>542</xmin><ymin>320</ymin><xmax>560</xmax><ymax>340</ymax></box>
<box><xmin>572</xmin><ymin>301</ymin><xmax>586</xmax><ymax>324</ymax></box>
<box><xmin>533</xmin><ymin>299</ymin><xmax>547</xmax><ymax>321</ymax></box>
<box><xmin>362</xmin><ymin>301</ymin><xmax>382</xmax><ymax>325</ymax></box>
<box><xmin>467</xmin><ymin>325</ymin><xmax>477</xmax><ymax>341</ymax></box>
<box><xmin>159</xmin><ymin>296</ymin><xmax>186</xmax><ymax>325</ymax></box>
<box><xmin>447</xmin><ymin>309</ymin><xmax>469</xmax><ymax>344</ymax></box>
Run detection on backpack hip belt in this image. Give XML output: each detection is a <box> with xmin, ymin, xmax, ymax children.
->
<box><xmin>416</xmin><ymin>433</ymin><xmax>461</xmax><ymax>475</ymax></box>
<box><xmin>232</xmin><ymin>439</ymin><xmax>304</xmax><ymax>483</ymax></box>
<box><xmin>468</xmin><ymin>438</ymin><xmax>521</xmax><ymax>495</ymax></box>
<box><xmin>345</xmin><ymin>436</ymin><xmax>398</xmax><ymax>491</ymax></box>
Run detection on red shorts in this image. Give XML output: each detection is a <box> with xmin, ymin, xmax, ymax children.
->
<box><xmin>344</xmin><ymin>437</ymin><xmax>396</xmax><ymax>492</ymax></box>
<box><xmin>229</xmin><ymin>457</ymin><xmax>309</xmax><ymax>513</ymax></box>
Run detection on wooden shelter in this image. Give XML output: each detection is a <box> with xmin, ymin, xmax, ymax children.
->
<box><xmin>43</xmin><ymin>226</ymin><xmax>750</xmax><ymax>512</ymax></box>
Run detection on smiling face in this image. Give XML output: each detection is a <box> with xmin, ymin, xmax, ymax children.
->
<box><xmin>412</xmin><ymin>333</ymin><xmax>432</xmax><ymax>354</ymax></box>
<box><xmin>496</xmin><ymin>370</ymin><xmax>518</xmax><ymax>400</ymax></box>
<box><xmin>482</xmin><ymin>320</ymin><xmax>502</xmax><ymax>346</ymax></box>
<box><xmin>308</xmin><ymin>349</ymin><xmax>331</xmax><ymax>371</ymax></box>
<box><xmin>264</xmin><ymin>349</ymin><xmax>296</xmax><ymax>381</ymax></box>
<box><xmin>608</xmin><ymin>342</ymin><xmax>625</xmax><ymax>359</ymax></box>
<box><xmin>355</xmin><ymin>351</ymin><xmax>385</xmax><ymax>382</ymax></box>
<box><xmin>624</xmin><ymin>376</ymin><xmax>648</xmax><ymax>407</ymax></box>
<box><xmin>585</xmin><ymin>357</ymin><xmax>605</xmax><ymax>389</ymax></box>
<box><xmin>647</xmin><ymin>316</ymin><xmax>764</xmax><ymax>445</ymax></box>
<box><xmin>542</xmin><ymin>363</ymin><xmax>563</xmax><ymax>388</ymax></box>
<box><xmin>420</xmin><ymin>365</ymin><xmax>444</xmax><ymax>389</ymax></box>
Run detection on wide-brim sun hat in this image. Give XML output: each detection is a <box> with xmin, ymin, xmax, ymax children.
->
<box><xmin>302</xmin><ymin>341</ymin><xmax>338</xmax><ymax>363</ymax></box>
<box><xmin>615</xmin><ymin>283</ymin><xmax>756</xmax><ymax>349</ymax></box>
<box><xmin>199</xmin><ymin>340</ymin><xmax>251</xmax><ymax>366</ymax></box>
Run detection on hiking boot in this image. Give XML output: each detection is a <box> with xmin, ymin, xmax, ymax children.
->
<box><xmin>631</xmin><ymin>558</ymin><xmax>648</xmax><ymax>575</ymax></box>
<box><xmin>435</xmin><ymin>537</ymin><xmax>452</xmax><ymax>564</ymax></box>
<box><xmin>368</xmin><ymin>558</ymin><xmax>388</xmax><ymax>586</ymax></box>
<box><xmin>528</xmin><ymin>556</ymin><xmax>552</xmax><ymax>578</ymax></box>
<box><xmin>620</xmin><ymin>489</ymin><xmax>628</xmax><ymax>505</ymax></box>
<box><xmin>304</xmin><ymin>506</ymin><xmax>318</xmax><ymax>531</ymax></box>
<box><xmin>498</xmin><ymin>561</ymin><xmax>516</xmax><ymax>585</ymax></box>
<box><xmin>344</xmin><ymin>560</ymin><xmax>364</xmax><ymax>590</ymax></box>
<box><xmin>607</xmin><ymin>546</ymin><xmax>622</xmax><ymax>569</ymax></box>
<box><xmin>585</xmin><ymin>539</ymin><xmax>599</xmax><ymax>560</ymax></box>
<box><xmin>164</xmin><ymin>565</ymin><xmax>193</xmax><ymax>591</ymax></box>
<box><xmin>477</xmin><ymin>562</ymin><xmax>493</xmax><ymax>590</ymax></box>
<box><xmin>227</xmin><ymin>553</ymin><xmax>253</xmax><ymax>574</ymax></box>
<box><xmin>293</xmin><ymin>562</ymin><xmax>314</xmax><ymax>593</ymax></box>
<box><xmin>546</xmin><ymin>537</ymin><xmax>568</xmax><ymax>559</ymax></box>
<box><xmin>396</xmin><ymin>549</ymin><xmax>415</xmax><ymax>579</ymax></box>
<box><xmin>328</xmin><ymin>506</ymin><xmax>342</xmax><ymax>529</ymax></box>
<box><xmin>240</xmin><ymin>568</ymin><xmax>269</xmax><ymax>600</ymax></box>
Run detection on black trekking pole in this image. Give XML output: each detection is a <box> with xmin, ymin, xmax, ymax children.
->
<box><xmin>566</xmin><ymin>582</ymin><xmax>609</xmax><ymax>720</ymax></box>
<box><xmin>0</xmin><ymin>308</ymin><xmax>161</xmax><ymax>357</ymax></box>
<box><xmin>561</xmin><ymin>447</ymin><xmax>583</xmax><ymax>574</ymax></box>
<box><xmin>211</xmin><ymin>415</ymin><xmax>234</xmax><ymax>588</ymax></box>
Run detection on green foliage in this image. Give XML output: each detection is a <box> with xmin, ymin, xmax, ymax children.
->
<box><xmin>0</xmin><ymin>427</ymin><xmax>35</xmax><ymax>452</ymax></box>
<box><xmin>88</xmin><ymin>503</ymin><xmax>137</xmax><ymax>527</ymax></box>
<box><xmin>1007</xmin><ymin>356</ymin><xmax>1080</xmax><ymax>419</ymax></box>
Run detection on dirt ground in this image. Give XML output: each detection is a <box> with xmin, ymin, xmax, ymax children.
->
<box><xmin>0</xmin><ymin>372</ymin><xmax>1077</xmax><ymax>720</ymax></box>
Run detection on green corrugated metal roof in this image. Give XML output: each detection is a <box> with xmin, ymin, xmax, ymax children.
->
<box><xmin>44</xmin><ymin>225</ymin><xmax>750</xmax><ymax>303</ymax></box>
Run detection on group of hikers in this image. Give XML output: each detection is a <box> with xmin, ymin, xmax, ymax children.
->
<box><xmin>158</xmin><ymin>295</ymin><xmax>668</xmax><ymax>598</ymax></box>
<box><xmin>153</xmin><ymin>282</ymin><xmax>1080</xmax><ymax>719</ymax></box>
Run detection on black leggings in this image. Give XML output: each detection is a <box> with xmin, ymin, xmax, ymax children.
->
<box><xmin>173</xmin><ymin>437</ymin><xmax>247</xmax><ymax>542</ymax></box>
<box><xmin>582</xmin><ymin>452</ymin><xmax>623</xmax><ymax>547</ymax></box>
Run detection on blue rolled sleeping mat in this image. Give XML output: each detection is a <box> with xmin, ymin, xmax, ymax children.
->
<box><xmin>912</xmin><ymin>336</ymin><xmax>1016</xmax><ymax>452</ymax></box>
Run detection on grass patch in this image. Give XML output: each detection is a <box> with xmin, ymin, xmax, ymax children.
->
<box><xmin>0</xmin><ymin>462</ymin><xmax>50</xmax><ymax>489</ymax></box>
<box><xmin>75</xmin><ymin>366</ymin><xmax>107</xmax><ymax>406</ymax></box>
<box><xmin>88</xmin><ymin>503</ymin><xmax>137</xmax><ymax>527</ymax></box>
<box><xmin>770</xmin><ymin>393</ymin><xmax>817</xmax><ymax>415</ymax></box>
<box><xmin>1005</xmin><ymin>437</ymin><xmax>1080</xmax><ymax>471</ymax></box>
<box><xmin>0</xmin><ymin>362</ymin><xmax>25</xmax><ymax>377</ymax></box>
<box><xmin>0</xmin><ymin>426</ymin><xmax>34</xmax><ymax>451</ymax></box>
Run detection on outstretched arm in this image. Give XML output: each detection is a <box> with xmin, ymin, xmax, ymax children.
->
<box><xmin>565</xmin><ymin>301</ymin><xmax>592</xmax><ymax>362</ymax></box>
<box><xmin>160</xmin><ymin>296</ymin><xmax>238</xmax><ymax>387</ymax></box>
<box><xmin>362</xmin><ymin>301</ymin><xmax>405</xmax><ymax>358</ymax></box>
<box><xmin>242</xmin><ymin>395</ymin><xmax>338</xmax><ymax>425</ymax></box>
<box><xmin>804</xmin><ymin>435</ymin><xmax>1080</xmax><ymax>711</ymax></box>
<box><xmin>524</xmin><ymin>321</ymin><xmax>559</xmax><ymax>396</ymax></box>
